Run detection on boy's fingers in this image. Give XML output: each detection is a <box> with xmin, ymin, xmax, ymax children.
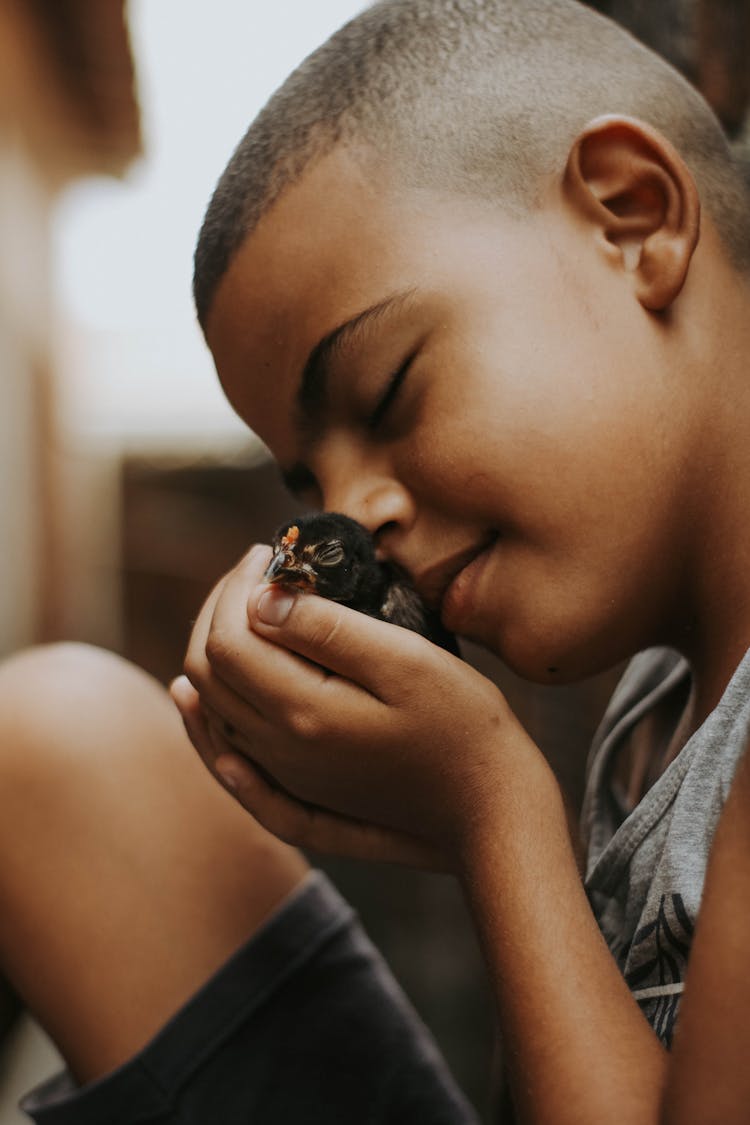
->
<box><xmin>169</xmin><ymin>675</ymin><xmax>218</xmax><ymax>766</ymax></box>
<box><xmin>248</xmin><ymin>583</ymin><xmax>429</xmax><ymax>700</ymax></box>
<box><xmin>169</xmin><ymin>675</ymin><xmax>242</xmax><ymax>777</ymax></box>
<box><xmin>193</xmin><ymin>550</ymin><xmax>377</xmax><ymax>712</ymax></box>
<box><xmin>183</xmin><ymin>545</ymin><xmax>276</xmax><ymax>706</ymax></box>
<box><xmin>170</xmin><ymin>678</ymin><xmax>272</xmax><ymax>803</ymax></box>
<box><xmin>182</xmin><ymin>563</ymin><xmax>238</xmax><ymax>685</ymax></box>
<box><xmin>186</xmin><ymin>559</ymin><xmax>337</xmax><ymax>720</ymax></box>
<box><xmin>188</xmin><ymin>541</ymin><xmax>436</xmax><ymax>719</ymax></box>
<box><xmin>214</xmin><ymin>752</ymin><xmax>446</xmax><ymax>870</ymax></box>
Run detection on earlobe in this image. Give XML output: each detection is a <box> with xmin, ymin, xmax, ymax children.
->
<box><xmin>563</xmin><ymin>115</ymin><xmax>700</xmax><ymax>310</ymax></box>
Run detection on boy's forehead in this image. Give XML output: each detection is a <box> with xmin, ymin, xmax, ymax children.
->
<box><xmin>206</xmin><ymin>149</ymin><xmax>424</xmax><ymax>342</ymax></box>
<box><xmin>210</xmin><ymin>154</ymin><xmax>367</xmax><ymax>299</ymax></box>
<box><xmin>205</xmin><ymin>151</ymin><xmax>402</xmax><ymax>414</ymax></box>
<box><xmin>204</xmin><ymin>146</ymin><xmax>550</xmax><ymax>439</ymax></box>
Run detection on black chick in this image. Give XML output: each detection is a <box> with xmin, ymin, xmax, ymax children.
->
<box><xmin>264</xmin><ymin>513</ymin><xmax>459</xmax><ymax>655</ymax></box>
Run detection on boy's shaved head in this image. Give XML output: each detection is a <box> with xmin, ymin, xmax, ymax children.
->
<box><xmin>193</xmin><ymin>0</ymin><xmax>750</xmax><ymax>326</ymax></box>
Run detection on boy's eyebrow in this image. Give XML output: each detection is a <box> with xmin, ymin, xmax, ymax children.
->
<box><xmin>281</xmin><ymin>288</ymin><xmax>417</xmax><ymax>497</ymax></box>
<box><xmin>296</xmin><ymin>287</ymin><xmax>417</xmax><ymax>430</ymax></box>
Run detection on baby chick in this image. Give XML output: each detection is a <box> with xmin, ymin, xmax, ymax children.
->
<box><xmin>264</xmin><ymin>513</ymin><xmax>459</xmax><ymax>655</ymax></box>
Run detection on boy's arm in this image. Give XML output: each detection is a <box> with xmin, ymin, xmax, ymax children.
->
<box><xmin>178</xmin><ymin>548</ymin><xmax>748</xmax><ymax>1124</ymax></box>
<box><xmin>659</xmin><ymin>734</ymin><xmax>750</xmax><ymax>1123</ymax></box>
<box><xmin>464</xmin><ymin>735</ymin><xmax>750</xmax><ymax>1125</ymax></box>
<box><xmin>460</xmin><ymin>768</ymin><xmax>668</xmax><ymax>1123</ymax></box>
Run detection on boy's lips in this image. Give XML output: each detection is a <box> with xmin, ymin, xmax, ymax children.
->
<box><xmin>412</xmin><ymin>535</ymin><xmax>497</xmax><ymax>615</ymax></box>
<box><xmin>439</xmin><ymin>535</ymin><xmax>498</xmax><ymax>628</ymax></box>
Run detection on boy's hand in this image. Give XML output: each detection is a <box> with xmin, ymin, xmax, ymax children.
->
<box><xmin>173</xmin><ymin>545</ymin><xmax>549</xmax><ymax>869</ymax></box>
<box><xmin>171</xmin><ymin>670</ymin><xmax>447</xmax><ymax>870</ymax></box>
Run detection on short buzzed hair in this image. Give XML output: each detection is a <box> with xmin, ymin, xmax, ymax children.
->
<box><xmin>193</xmin><ymin>0</ymin><xmax>750</xmax><ymax>326</ymax></box>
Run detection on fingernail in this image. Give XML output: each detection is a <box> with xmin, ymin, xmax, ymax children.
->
<box><xmin>257</xmin><ymin>588</ymin><xmax>295</xmax><ymax>626</ymax></box>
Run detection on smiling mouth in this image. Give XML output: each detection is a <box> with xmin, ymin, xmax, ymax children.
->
<box><xmin>413</xmin><ymin>534</ymin><xmax>498</xmax><ymax>612</ymax></box>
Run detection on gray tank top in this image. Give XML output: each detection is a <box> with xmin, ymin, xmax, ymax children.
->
<box><xmin>581</xmin><ymin>645</ymin><xmax>750</xmax><ymax>1045</ymax></box>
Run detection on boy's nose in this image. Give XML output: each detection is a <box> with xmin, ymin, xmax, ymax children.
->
<box><xmin>323</xmin><ymin>473</ymin><xmax>415</xmax><ymax>547</ymax></box>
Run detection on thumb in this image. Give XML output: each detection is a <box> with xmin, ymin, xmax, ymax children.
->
<box><xmin>250</xmin><ymin>584</ymin><xmax>427</xmax><ymax>696</ymax></box>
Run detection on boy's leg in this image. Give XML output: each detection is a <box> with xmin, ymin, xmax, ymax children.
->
<box><xmin>0</xmin><ymin>643</ymin><xmax>309</xmax><ymax>1085</ymax></box>
<box><xmin>0</xmin><ymin>643</ymin><xmax>478</xmax><ymax>1124</ymax></box>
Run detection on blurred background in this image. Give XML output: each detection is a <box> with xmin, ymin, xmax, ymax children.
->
<box><xmin>0</xmin><ymin>1</ymin><xmax>748</xmax><ymax>1121</ymax></box>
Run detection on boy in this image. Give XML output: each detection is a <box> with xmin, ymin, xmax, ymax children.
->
<box><xmin>2</xmin><ymin>0</ymin><xmax>749</xmax><ymax>1120</ymax></box>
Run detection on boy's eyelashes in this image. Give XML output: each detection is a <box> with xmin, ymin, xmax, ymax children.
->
<box><xmin>366</xmin><ymin>352</ymin><xmax>415</xmax><ymax>431</ymax></box>
<box><xmin>279</xmin><ymin>343</ymin><xmax>420</xmax><ymax>502</ymax></box>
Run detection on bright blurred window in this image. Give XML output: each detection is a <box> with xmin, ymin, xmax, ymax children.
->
<box><xmin>53</xmin><ymin>0</ymin><xmax>364</xmax><ymax>451</ymax></box>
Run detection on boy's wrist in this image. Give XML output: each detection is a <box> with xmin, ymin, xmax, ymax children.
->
<box><xmin>454</xmin><ymin>735</ymin><xmax>567</xmax><ymax>883</ymax></box>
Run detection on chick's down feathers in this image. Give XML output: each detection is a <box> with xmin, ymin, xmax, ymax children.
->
<box><xmin>264</xmin><ymin>513</ymin><xmax>459</xmax><ymax>655</ymax></box>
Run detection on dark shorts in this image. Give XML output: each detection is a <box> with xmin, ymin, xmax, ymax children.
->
<box><xmin>21</xmin><ymin>872</ymin><xmax>479</xmax><ymax>1124</ymax></box>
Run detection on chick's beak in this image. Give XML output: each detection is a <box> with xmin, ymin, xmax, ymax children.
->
<box><xmin>264</xmin><ymin>548</ymin><xmax>291</xmax><ymax>582</ymax></box>
<box><xmin>263</xmin><ymin>547</ymin><xmax>317</xmax><ymax>591</ymax></box>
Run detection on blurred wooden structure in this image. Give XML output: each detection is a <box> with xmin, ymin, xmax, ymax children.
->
<box><xmin>0</xmin><ymin>4</ymin><xmax>141</xmax><ymax>1119</ymax></box>
<box><xmin>0</xmin><ymin>0</ymin><xmax>139</xmax><ymax>658</ymax></box>
<box><xmin>588</xmin><ymin>0</ymin><xmax>750</xmax><ymax>138</ymax></box>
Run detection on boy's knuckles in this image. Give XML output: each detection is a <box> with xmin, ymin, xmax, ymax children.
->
<box><xmin>182</xmin><ymin>650</ymin><xmax>207</xmax><ymax>689</ymax></box>
<box><xmin>204</xmin><ymin>629</ymin><xmax>243</xmax><ymax>674</ymax></box>
<box><xmin>296</xmin><ymin>607</ymin><xmax>346</xmax><ymax>656</ymax></box>
<box><xmin>382</xmin><ymin>646</ymin><xmax>436</xmax><ymax>697</ymax></box>
<box><xmin>283</xmin><ymin>702</ymin><xmax>326</xmax><ymax>743</ymax></box>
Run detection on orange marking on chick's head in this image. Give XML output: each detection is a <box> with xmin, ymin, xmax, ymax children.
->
<box><xmin>281</xmin><ymin>524</ymin><xmax>299</xmax><ymax>549</ymax></box>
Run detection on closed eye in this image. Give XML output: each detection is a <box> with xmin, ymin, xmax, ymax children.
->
<box><xmin>314</xmin><ymin>540</ymin><xmax>346</xmax><ymax>566</ymax></box>
<box><xmin>367</xmin><ymin>353</ymin><xmax>414</xmax><ymax>431</ymax></box>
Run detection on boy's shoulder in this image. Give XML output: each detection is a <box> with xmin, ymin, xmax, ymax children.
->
<box><xmin>588</xmin><ymin>647</ymin><xmax>688</xmax><ymax>767</ymax></box>
<box><xmin>585</xmin><ymin>645</ymin><xmax>750</xmax><ymax>831</ymax></box>
<box><xmin>582</xmin><ymin>645</ymin><xmax>750</xmax><ymax>1045</ymax></box>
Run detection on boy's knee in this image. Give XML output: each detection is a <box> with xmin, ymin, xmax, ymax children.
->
<box><xmin>0</xmin><ymin>641</ymin><xmax>307</xmax><ymax>890</ymax></box>
<box><xmin>0</xmin><ymin>642</ymin><xmax>103</xmax><ymax>752</ymax></box>
<box><xmin>0</xmin><ymin>642</ymin><xmax>183</xmax><ymax>797</ymax></box>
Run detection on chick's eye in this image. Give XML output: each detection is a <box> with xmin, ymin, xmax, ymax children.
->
<box><xmin>314</xmin><ymin>541</ymin><xmax>346</xmax><ymax>567</ymax></box>
<box><xmin>367</xmin><ymin>354</ymin><xmax>413</xmax><ymax>431</ymax></box>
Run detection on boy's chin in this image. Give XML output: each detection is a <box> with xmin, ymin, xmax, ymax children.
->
<box><xmin>461</xmin><ymin>623</ymin><xmax>619</xmax><ymax>686</ymax></box>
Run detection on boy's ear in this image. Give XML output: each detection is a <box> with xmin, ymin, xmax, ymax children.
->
<box><xmin>563</xmin><ymin>115</ymin><xmax>700</xmax><ymax>310</ymax></box>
